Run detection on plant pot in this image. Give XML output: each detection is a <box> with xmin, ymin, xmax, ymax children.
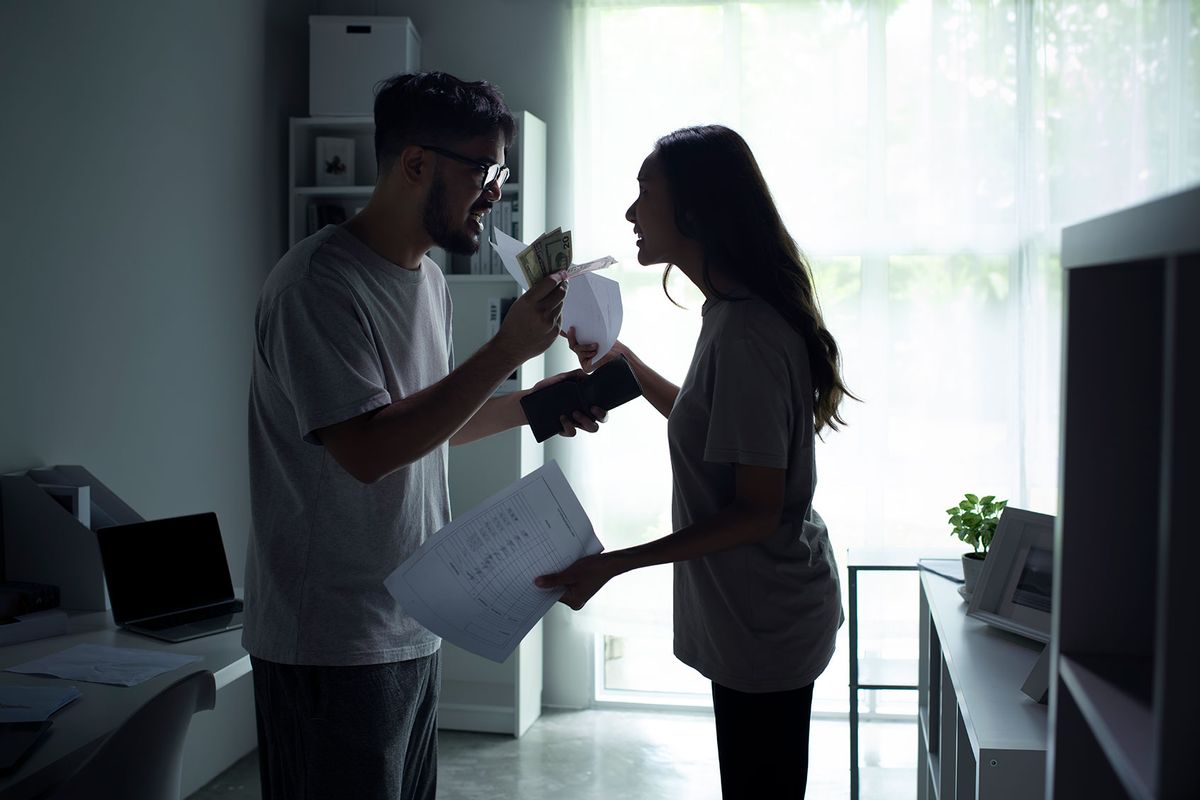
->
<box><xmin>961</xmin><ymin>552</ymin><xmax>986</xmax><ymax>595</ymax></box>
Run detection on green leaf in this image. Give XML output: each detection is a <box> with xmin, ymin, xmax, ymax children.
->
<box><xmin>965</xmin><ymin>493</ymin><xmax>979</xmax><ymax>504</ymax></box>
<box><xmin>959</xmin><ymin>500</ymin><xmax>973</xmax><ymax>510</ymax></box>
<box><xmin>981</xmin><ymin>495</ymin><xmax>995</xmax><ymax>504</ymax></box>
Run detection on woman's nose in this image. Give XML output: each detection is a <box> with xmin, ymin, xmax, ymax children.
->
<box><xmin>625</xmin><ymin>201</ymin><xmax>636</xmax><ymax>222</ymax></box>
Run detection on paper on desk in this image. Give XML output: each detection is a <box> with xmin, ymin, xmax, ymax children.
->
<box><xmin>4</xmin><ymin>644</ymin><xmax>202</xmax><ymax>687</ymax></box>
<box><xmin>563</xmin><ymin>271</ymin><xmax>623</xmax><ymax>361</ymax></box>
<box><xmin>0</xmin><ymin>685</ymin><xmax>81</xmax><ymax>722</ymax></box>
<box><xmin>384</xmin><ymin>460</ymin><xmax>603</xmax><ymax>663</ymax></box>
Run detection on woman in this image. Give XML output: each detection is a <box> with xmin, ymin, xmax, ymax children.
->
<box><xmin>535</xmin><ymin>125</ymin><xmax>855</xmax><ymax>799</ymax></box>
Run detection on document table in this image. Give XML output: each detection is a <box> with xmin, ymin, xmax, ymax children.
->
<box><xmin>0</xmin><ymin>612</ymin><xmax>253</xmax><ymax>799</ymax></box>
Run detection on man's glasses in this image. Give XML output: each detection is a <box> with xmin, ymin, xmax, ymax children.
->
<box><xmin>421</xmin><ymin>145</ymin><xmax>510</xmax><ymax>190</ymax></box>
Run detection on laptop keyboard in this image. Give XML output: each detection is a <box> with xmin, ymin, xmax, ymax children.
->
<box><xmin>135</xmin><ymin>600</ymin><xmax>243</xmax><ymax>631</ymax></box>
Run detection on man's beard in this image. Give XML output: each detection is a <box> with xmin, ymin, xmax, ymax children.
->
<box><xmin>424</xmin><ymin>173</ymin><xmax>479</xmax><ymax>255</ymax></box>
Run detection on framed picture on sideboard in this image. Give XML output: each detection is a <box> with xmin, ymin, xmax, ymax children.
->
<box><xmin>967</xmin><ymin>506</ymin><xmax>1056</xmax><ymax>643</ymax></box>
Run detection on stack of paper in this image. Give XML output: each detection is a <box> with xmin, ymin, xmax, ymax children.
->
<box><xmin>5</xmin><ymin>644</ymin><xmax>202</xmax><ymax>687</ymax></box>
<box><xmin>0</xmin><ymin>685</ymin><xmax>81</xmax><ymax>722</ymax></box>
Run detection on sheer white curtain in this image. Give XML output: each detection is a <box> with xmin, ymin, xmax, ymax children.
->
<box><xmin>560</xmin><ymin>0</ymin><xmax>1200</xmax><ymax>700</ymax></box>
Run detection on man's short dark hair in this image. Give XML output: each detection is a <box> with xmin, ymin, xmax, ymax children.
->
<box><xmin>373</xmin><ymin>72</ymin><xmax>517</xmax><ymax>174</ymax></box>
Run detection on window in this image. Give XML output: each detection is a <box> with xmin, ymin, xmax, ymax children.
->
<box><xmin>565</xmin><ymin>0</ymin><xmax>1200</xmax><ymax>709</ymax></box>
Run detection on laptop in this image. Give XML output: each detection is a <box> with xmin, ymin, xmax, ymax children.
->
<box><xmin>96</xmin><ymin>512</ymin><xmax>244</xmax><ymax>643</ymax></box>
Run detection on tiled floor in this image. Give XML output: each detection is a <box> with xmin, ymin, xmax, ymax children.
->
<box><xmin>190</xmin><ymin>708</ymin><xmax>916</xmax><ymax>799</ymax></box>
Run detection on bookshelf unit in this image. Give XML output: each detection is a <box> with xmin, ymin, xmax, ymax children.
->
<box><xmin>285</xmin><ymin>109</ymin><xmax>550</xmax><ymax>737</ymax></box>
<box><xmin>286</xmin><ymin>110</ymin><xmax>544</xmax><ymax>258</ymax></box>
<box><xmin>1050</xmin><ymin>185</ymin><xmax>1199</xmax><ymax>799</ymax></box>
<box><xmin>917</xmin><ymin>571</ymin><xmax>1048</xmax><ymax>800</ymax></box>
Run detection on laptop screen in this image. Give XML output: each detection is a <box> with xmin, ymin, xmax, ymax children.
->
<box><xmin>96</xmin><ymin>512</ymin><xmax>235</xmax><ymax>624</ymax></box>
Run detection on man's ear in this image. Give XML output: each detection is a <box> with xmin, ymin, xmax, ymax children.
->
<box><xmin>398</xmin><ymin>144</ymin><xmax>429</xmax><ymax>186</ymax></box>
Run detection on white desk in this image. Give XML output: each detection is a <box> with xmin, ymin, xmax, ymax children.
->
<box><xmin>0</xmin><ymin>613</ymin><xmax>253</xmax><ymax>799</ymax></box>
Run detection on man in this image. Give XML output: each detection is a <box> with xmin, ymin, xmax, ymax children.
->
<box><xmin>244</xmin><ymin>72</ymin><xmax>599</xmax><ymax>800</ymax></box>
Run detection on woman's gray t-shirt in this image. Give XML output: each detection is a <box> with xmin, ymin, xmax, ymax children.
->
<box><xmin>669</xmin><ymin>293</ymin><xmax>843</xmax><ymax>693</ymax></box>
<box><xmin>243</xmin><ymin>225</ymin><xmax>453</xmax><ymax>666</ymax></box>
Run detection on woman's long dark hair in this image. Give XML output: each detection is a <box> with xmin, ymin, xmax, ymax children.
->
<box><xmin>654</xmin><ymin>125</ymin><xmax>856</xmax><ymax>433</ymax></box>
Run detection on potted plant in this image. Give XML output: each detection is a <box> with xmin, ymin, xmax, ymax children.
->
<box><xmin>946</xmin><ymin>493</ymin><xmax>1007</xmax><ymax>595</ymax></box>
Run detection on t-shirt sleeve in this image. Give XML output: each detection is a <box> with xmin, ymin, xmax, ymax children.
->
<box><xmin>444</xmin><ymin>281</ymin><xmax>455</xmax><ymax>373</ymax></box>
<box><xmin>703</xmin><ymin>328</ymin><xmax>795</xmax><ymax>469</ymax></box>
<box><xmin>258</xmin><ymin>275</ymin><xmax>392</xmax><ymax>444</ymax></box>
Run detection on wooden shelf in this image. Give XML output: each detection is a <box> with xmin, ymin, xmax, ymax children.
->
<box><xmin>1052</xmin><ymin>185</ymin><xmax>1200</xmax><ymax>800</ymax></box>
<box><xmin>290</xmin><ymin>115</ymin><xmax>373</xmax><ymax>127</ymax></box>
<box><xmin>293</xmin><ymin>185</ymin><xmax>373</xmax><ymax>196</ymax></box>
<box><xmin>1058</xmin><ymin>656</ymin><xmax>1154</xmax><ymax>800</ymax></box>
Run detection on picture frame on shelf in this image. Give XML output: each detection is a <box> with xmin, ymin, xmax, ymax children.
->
<box><xmin>315</xmin><ymin>136</ymin><xmax>354</xmax><ymax>186</ymax></box>
<box><xmin>966</xmin><ymin>506</ymin><xmax>1055</xmax><ymax>643</ymax></box>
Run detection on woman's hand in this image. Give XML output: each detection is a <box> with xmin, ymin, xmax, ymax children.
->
<box><xmin>562</xmin><ymin>327</ymin><xmax>623</xmax><ymax>373</ymax></box>
<box><xmin>534</xmin><ymin>552</ymin><xmax>621</xmax><ymax>610</ymax></box>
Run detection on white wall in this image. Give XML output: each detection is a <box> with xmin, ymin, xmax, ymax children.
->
<box><xmin>0</xmin><ymin>0</ymin><xmax>308</xmax><ymax>583</ymax></box>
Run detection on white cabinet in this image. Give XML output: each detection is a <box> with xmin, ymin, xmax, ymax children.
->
<box><xmin>286</xmin><ymin>110</ymin><xmax>550</xmax><ymax>737</ymax></box>
<box><xmin>440</xmin><ymin>110</ymin><xmax>547</xmax><ymax>738</ymax></box>
<box><xmin>917</xmin><ymin>572</ymin><xmax>1047</xmax><ymax>800</ymax></box>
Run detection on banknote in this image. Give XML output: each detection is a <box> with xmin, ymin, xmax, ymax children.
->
<box><xmin>512</xmin><ymin>228</ymin><xmax>611</xmax><ymax>287</ymax></box>
<box><xmin>561</xmin><ymin>255</ymin><xmax>616</xmax><ymax>279</ymax></box>
<box><xmin>535</xmin><ymin>227</ymin><xmax>562</xmax><ymax>278</ymax></box>
<box><xmin>543</xmin><ymin>230</ymin><xmax>572</xmax><ymax>275</ymax></box>
<box><xmin>516</xmin><ymin>243</ymin><xmax>545</xmax><ymax>287</ymax></box>
<box><xmin>516</xmin><ymin>227</ymin><xmax>563</xmax><ymax>285</ymax></box>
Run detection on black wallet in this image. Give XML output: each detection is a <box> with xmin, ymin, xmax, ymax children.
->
<box><xmin>520</xmin><ymin>355</ymin><xmax>643</xmax><ymax>442</ymax></box>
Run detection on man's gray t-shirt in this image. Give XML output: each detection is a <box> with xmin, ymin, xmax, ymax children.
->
<box><xmin>244</xmin><ymin>225</ymin><xmax>452</xmax><ymax>666</ymax></box>
<box><xmin>669</xmin><ymin>293</ymin><xmax>843</xmax><ymax>693</ymax></box>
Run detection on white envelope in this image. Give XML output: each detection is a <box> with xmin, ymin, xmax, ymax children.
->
<box><xmin>562</xmin><ymin>271</ymin><xmax>623</xmax><ymax>362</ymax></box>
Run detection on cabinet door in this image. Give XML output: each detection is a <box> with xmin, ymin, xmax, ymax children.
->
<box><xmin>440</xmin><ymin>277</ymin><xmax>546</xmax><ymax>737</ymax></box>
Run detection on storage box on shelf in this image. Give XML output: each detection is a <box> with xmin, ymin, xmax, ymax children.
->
<box><xmin>309</xmin><ymin>16</ymin><xmax>420</xmax><ymax>117</ymax></box>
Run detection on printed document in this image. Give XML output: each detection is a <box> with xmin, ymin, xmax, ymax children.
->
<box><xmin>384</xmin><ymin>461</ymin><xmax>602</xmax><ymax>662</ymax></box>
